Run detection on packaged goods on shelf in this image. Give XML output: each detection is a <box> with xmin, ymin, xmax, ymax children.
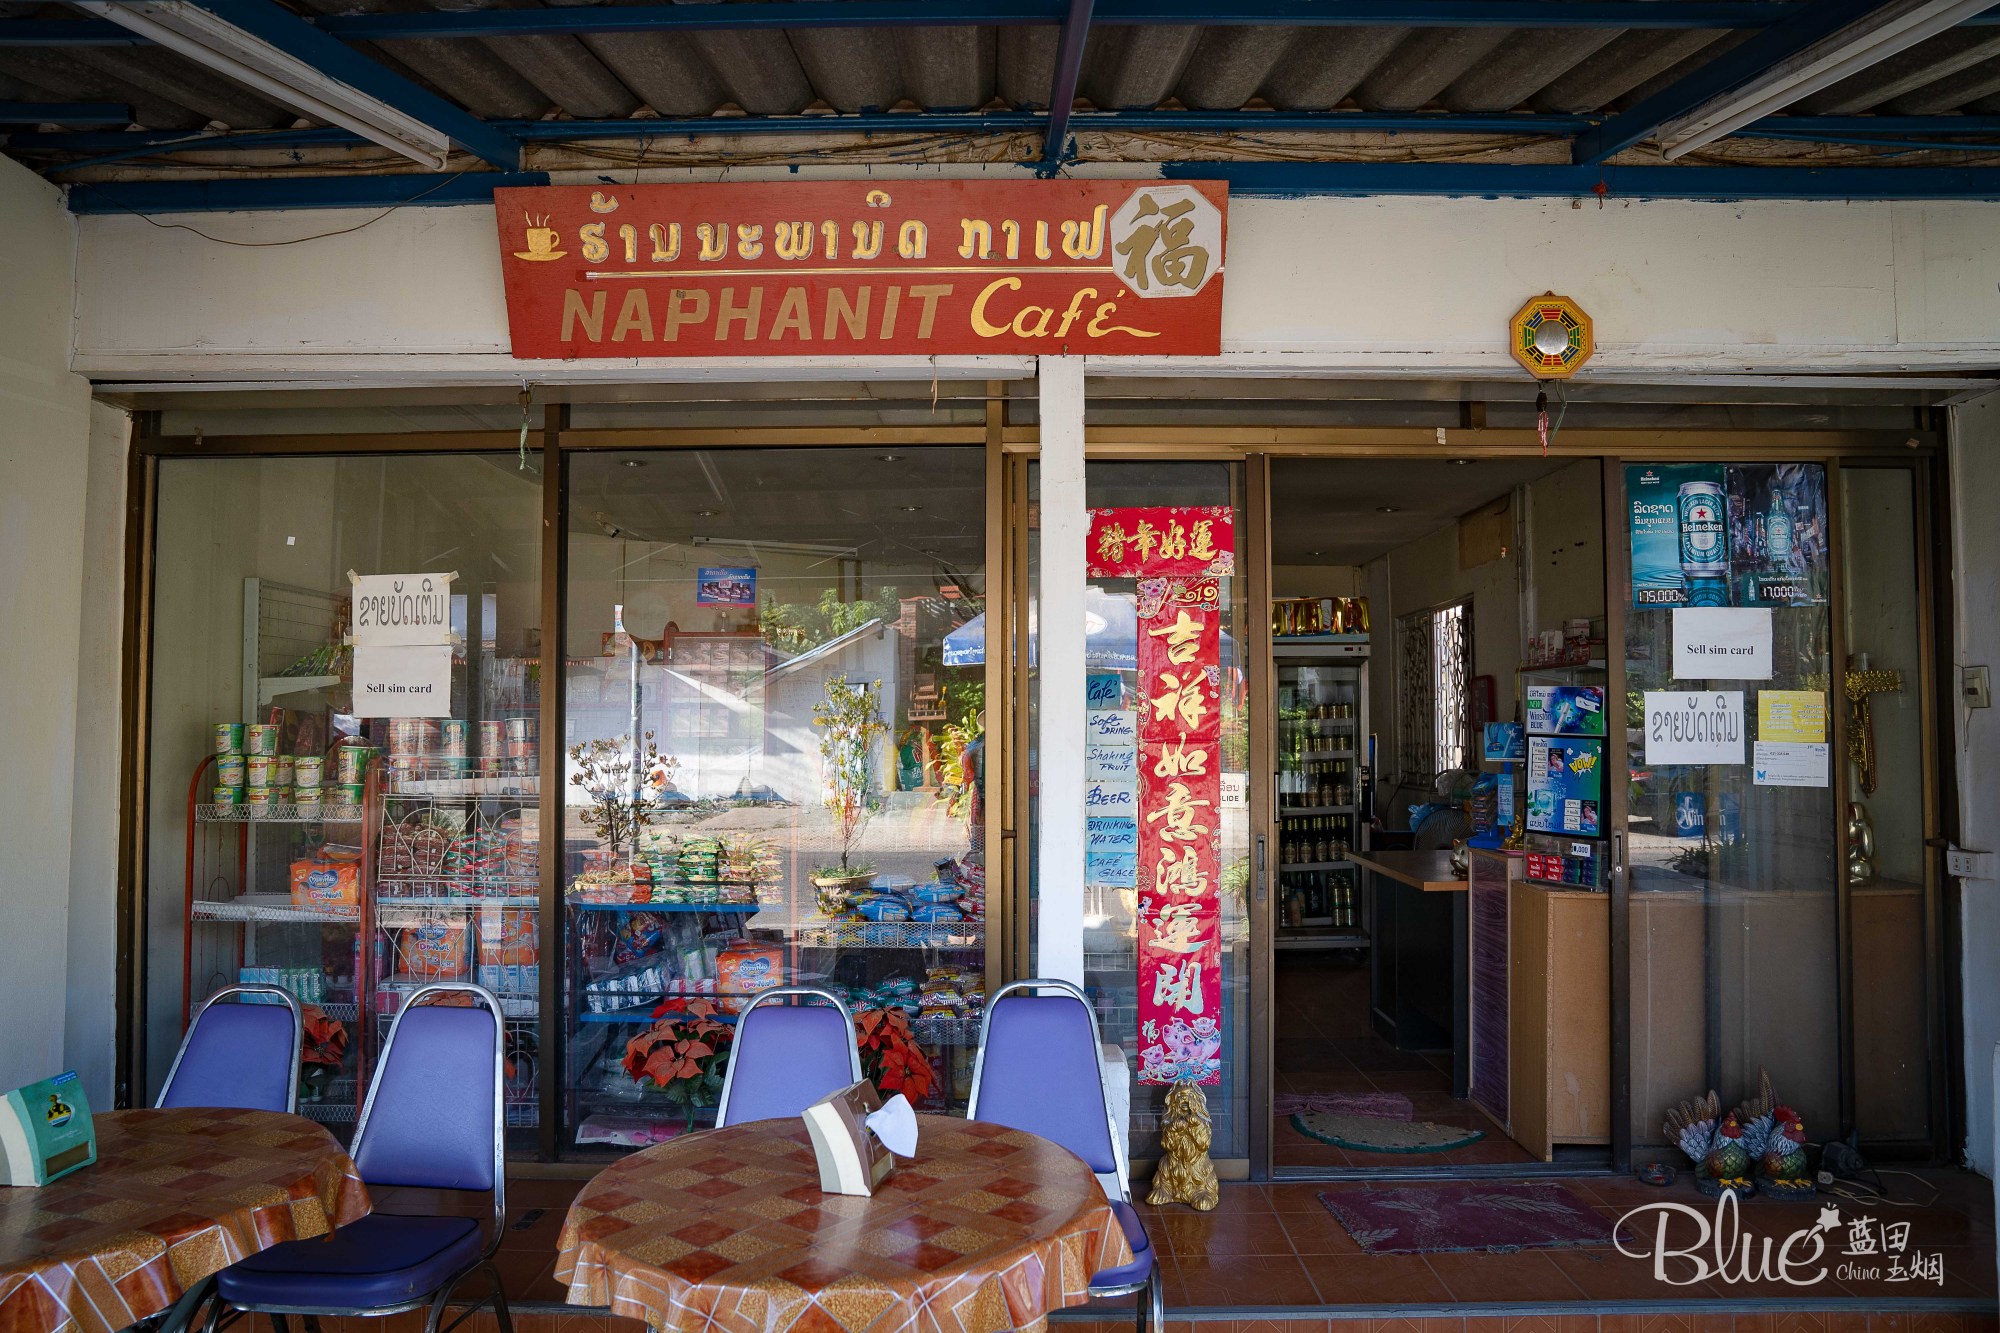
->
<box><xmin>714</xmin><ymin>941</ymin><xmax>784</xmax><ymax>1010</ymax></box>
<box><xmin>214</xmin><ymin>723</ymin><xmax>246</xmax><ymax>755</ymax></box>
<box><xmin>398</xmin><ymin>920</ymin><xmax>469</xmax><ymax>980</ymax></box>
<box><xmin>291</xmin><ymin>852</ymin><xmax>362</xmax><ymax>909</ymax></box>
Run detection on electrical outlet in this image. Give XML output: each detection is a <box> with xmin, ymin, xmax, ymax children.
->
<box><xmin>1947</xmin><ymin>847</ymin><xmax>1996</xmax><ymax>880</ymax></box>
<box><xmin>1964</xmin><ymin>665</ymin><xmax>1991</xmax><ymax>709</ymax></box>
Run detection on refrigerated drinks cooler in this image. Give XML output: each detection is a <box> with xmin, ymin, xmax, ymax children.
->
<box><xmin>1272</xmin><ymin>640</ymin><xmax>1370</xmax><ymax>950</ymax></box>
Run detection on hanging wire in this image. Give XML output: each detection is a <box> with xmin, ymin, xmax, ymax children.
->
<box><xmin>517</xmin><ymin>386</ymin><xmax>534</xmax><ymax>471</ymax></box>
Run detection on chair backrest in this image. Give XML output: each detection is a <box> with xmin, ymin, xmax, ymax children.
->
<box><xmin>157</xmin><ymin>985</ymin><xmax>302</xmax><ymax>1112</ymax></box>
<box><xmin>967</xmin><ymin>979</ymin><xmax>1127</xmax><ymax>1197</ymax></box>
<box><xmin>352</xmin><ymin>984</ymin><xmax>503</xmax><ymax>1224</ymax></box>
<box><xmin>717</xmin><ymin>986</ymin><xmax>863</xmax><ymax>1127</ymax></box>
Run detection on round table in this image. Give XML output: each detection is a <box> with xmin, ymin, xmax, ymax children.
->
<box><xmin>0</xmin><ymin>1107</ymin><xmax>371</xmax><ymax>1333</ymax></box>
<box><xmin>556</xmin><ymin>1114</ymin><xmax>1134</xmax><ymax>1333</ymax></box>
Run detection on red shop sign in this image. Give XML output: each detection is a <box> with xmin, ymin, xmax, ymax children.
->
<box><xmin>493</xmin><ymin>180</ymin><xmax>1226</xmax><ymax>359</ymax></box>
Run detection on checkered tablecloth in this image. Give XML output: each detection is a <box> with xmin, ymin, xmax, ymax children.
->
<box><xmin>0</xmin><ymin>1108</ymin><xmax>371</xmax><ymax>1333</ymax></box>
<box><xmin>555</xmin><ymin>1114</ymin><xmax>1133</xmax><ymax>1333</ymax></box>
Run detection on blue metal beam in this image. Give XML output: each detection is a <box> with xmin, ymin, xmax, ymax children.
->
<box><xmin>65</xmin><ymin>170</ymin><xmax>548</xmax><ymax>213</ymax></box>
<box><xmin>1572</xmin><ymin>0</ymin><xmax>1899</xmax><ymax>164</ymax></box>
<box><xmin>1164</xmin><ymin>160</ymin><xmax>2000</xmax><ymax>197</ymax></box>
<box><xmin>0</xmin><ymin>101</ymin><xmax>130</xmax><ymax>125</ymax></box>
<box><xmin>1044</xmin><ymin>0</ymin><xmax>1097</xmax><ymax>166</ymax></box>
<box><xmin>168</xmin><ymin>0</ymin><xmax>522</xmax><ymax>169</ymax></box>
<box><xmin>22</xmin><ymin>2</ymin><xmax>2000</xmax><ymax>46</ymax></box>
<box><xmin>16</xmin><ymin>109</ymin><xmax>2000</xmax><ymax>159</ymax></box>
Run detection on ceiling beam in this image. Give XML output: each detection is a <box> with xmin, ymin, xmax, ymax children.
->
<box><xmin>0</xmin><ymin>100</ymin><xmax>130</xmax><ymax>124</ymax></box>
<box><xmin>66</xmin><ymin>170</ymin><xmax>547</xmax><ymax>213</ymax></box>
<box><xmin>1167</xmin><ymin>159</ymin><xmax>2000</xmax><ymax>197</ymax></box>
<box><xmin>19</xmin><ymin>1</ymin><xmax>1998</xmax><ymax>46</ymax></box>
<box><xmin>72</xmin><ymin>0</ymin><xmax>521</xmax><ymax>169</ymax></box>
<box><xmin>1571</xmin><ymin>0</ymin><xmax>1983</xmax><ymax>163</ymax></box>
<box><xmin>20</xmin><ymin>110</ymin><xmax>2000</xmax><ymax>159</ymax></box>
<box><xmin>1041</xmin><ymin>0</ymin><xmax>1096</xmax><ymax>166</ymax></box>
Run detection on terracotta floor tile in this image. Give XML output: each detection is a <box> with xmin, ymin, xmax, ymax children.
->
<box><xmin>1420</xmin><ymin>1251</ymin><xmax>1586</xmax><ymax>1303</ymax></box>
<box><xmin>1171</xmin><ymin>1253</ymin><xmax>1324</xmax><ymax>1308</ymax></box>
<box><xmin>1158</xmin><ymin>1209</ymin><xmax>1298</xmax><ymax>1256</ymax></box>
<box><xmin>1304</xmin><ymin>1253</ymin><xmax>1452</xmax><ymax>1307</ymax></box>
<box><xmin>1545</xmin><ymin>1247</ymin><xmax>1719</xmax><ymax>1302</ymax></box>
<box><xmin>1278</xmin><ymin>1207</ymin><xmax>1364</xmax><ymax>1256</ymax></box>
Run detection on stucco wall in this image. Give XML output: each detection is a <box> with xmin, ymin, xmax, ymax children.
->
<box><xmin>0</xmin><ymin>156</ymin><xmax>105</xmax><ymax>1099</ymax></box>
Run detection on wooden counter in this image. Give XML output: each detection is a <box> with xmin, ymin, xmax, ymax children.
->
<box><xmin>1348</xmin><ymin>849</ymin><xmax>1468</xmax><ymax>893</ymax></box>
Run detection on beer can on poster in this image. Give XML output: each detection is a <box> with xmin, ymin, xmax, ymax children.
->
<box><xmin>294</xmin><ymin>755</ymin><xmax>324</xmax><ymax>789</ymax></box>
<box><xmin>1676</xmin><ymin>480</ymin><xmax>1728</xmax><ymax>575</ymax></box>
<box><xmin>213</xmin><ymin>723</ymin><xmax>245</xmax><ymax>756</ymax></box>
<box><xmin>216</xmin><ymin>754</ymin><xmax>246</xmax><ymax>788</ymax></box>
<box><xmin>245</xmin><ymin>724</ymin><xmax>281</xmax><ymax>757</ymax></box>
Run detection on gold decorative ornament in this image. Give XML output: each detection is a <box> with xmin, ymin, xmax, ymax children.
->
<box><xmin>1846</xmin><ymin>802</ymin><xmax>1876</xmax><ymax>885</ymax></box>
<box><xmin>1509</xmin><ymin>292</ymin><xmax>1594</xmax><ymax>379</ymax></box>
<box><xmin>1843</xmin><ymin>667</ymin><xmax>1903</xmax><ymax>795</ymax></box>
<box><xmin>1146</xmin><ymin>1083</ymin><xmax>1220</xmax><ymax>1211</ymax></box>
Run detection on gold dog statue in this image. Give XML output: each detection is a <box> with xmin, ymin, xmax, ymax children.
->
<box><xmin>1147</xmin><ymin>1083</ymin><xmax>1220</xmax><ymax>1210</ymax></box>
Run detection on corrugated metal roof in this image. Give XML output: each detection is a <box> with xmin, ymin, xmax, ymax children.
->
<box><xmin>5</xmin><ymin>2</ymin><xmax>2000</xmax><ymax>184</ymax></box>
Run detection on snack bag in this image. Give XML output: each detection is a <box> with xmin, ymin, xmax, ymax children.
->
<box><xmin>715</xmin><ymin>941</ymin><xmax>785</xmax><ymax>1011</ymax></box>
<box><xmin>478</xmin><ymin>907</ymin><xmax>539</xmax><ymax>966</ymax></box>
<box><xmin>290</xmin><ymin>853</ymin><xmax>361</xmax><ymax>908</ymax></box>
<box><xmin>401</xmin><ymin>922</ymin><xmax>468</xmax><ymax>980</ymax></box>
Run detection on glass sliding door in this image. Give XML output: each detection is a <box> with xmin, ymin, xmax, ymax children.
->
<box><xmin>1839</xmin><ymin>463</ymin><xmax>1937</xmax><ymax>1148</ymax></box>
<box><xmin>1027</xmin><ymin>459</ymin><xmax>1253</xmax><ymax>1162</ymax></box>
<box><xmin>560</xmin><ymin>447</ymin><xmax>987</xmax><ymax>1154</ymax></box>
<box><xmin>1621</xmin><ymin>462</ymin><xmax>1841</xmax><ymax>1144</ymax></box>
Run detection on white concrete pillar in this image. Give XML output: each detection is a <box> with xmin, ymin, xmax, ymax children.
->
<box><xmin>1036</xmin><ymin>355</ymin><xmax>1087</xmax><ymax>985</ymax></box>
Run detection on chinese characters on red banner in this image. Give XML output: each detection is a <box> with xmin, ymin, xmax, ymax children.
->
<box><xmin>1088</xmin><ymin>506</ymin><xmax>1234</xmax><ymax>1086</ymax></box>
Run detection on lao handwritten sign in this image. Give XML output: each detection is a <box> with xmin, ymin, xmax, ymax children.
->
<box><xmin>494</xmin><ymin>181</ymin><xmax>1226</xmax><ymax>358</ymax></box>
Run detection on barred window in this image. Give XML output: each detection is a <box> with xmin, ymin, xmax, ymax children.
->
<box><xmin>1396</xmin><ymin>599</ymin><xmax>1472</xmax><ymax>784</ymax></box>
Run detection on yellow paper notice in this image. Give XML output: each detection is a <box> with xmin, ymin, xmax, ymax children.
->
<box><xmin>1758</xmin><ymin>690</ymin><xmax>1827</xmax><ymax>743</ymax></box>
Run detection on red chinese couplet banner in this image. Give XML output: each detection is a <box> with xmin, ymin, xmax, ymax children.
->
<box><xmin>1087</xmin><ymin>506</ymin><xmax>1234</xmax><ymax>1086</ymax></box>
<box><xmin>493</xmin><ymin>180</ymin><xmax>1226</xmax><ymax>359</ymax></box>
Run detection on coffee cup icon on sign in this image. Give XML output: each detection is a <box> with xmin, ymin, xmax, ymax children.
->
<box><xmin>514</xmin><ymin>214</ymin><xmax>567</xmax><ymax>262</ymax></box>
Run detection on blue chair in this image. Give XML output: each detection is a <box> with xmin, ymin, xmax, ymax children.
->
<box><xmin>159</xmin><ymin>984</ymin><xmax>302</xmax><ymax>1112</ymax></box>
<box><xmin>717</xmin><ymin>985</ymin><xmax>862</xmax><ymax>1126</ymax></box>
<box><xmin>967</xmin><ymin>979</ymin><xmax>1163</xmax><ymax>1333</ymax></box>
<box><xmin>199</xmin><ymin>983</ymin><xmax>513</xmax><ymax>1333</ymax></box>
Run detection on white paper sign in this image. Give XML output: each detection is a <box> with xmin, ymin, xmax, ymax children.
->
<box><xmin>350</xmin><ymin>571</ymin><xmax>456</xmax><ymax>647</ymax></box>
<box><xmin>1672</xmin><ymin>608</ymin><xmax>1772</xmax><ymax>681</ymax></box>
<box><xmin>1754</xmin><ymin>740</ymin><xmax>1829</xmax><ymax>787</ymax></box>
<box><xmin>1085</xmin><ymin>710</ymin><xmax>1138</xmax><ymax>785</ymax></box>
<box><xmin>352</xmin><ymin>644</ymin><xmax>454</xmax><ymax>718</ymax></box>
<box><xmin>1222</xmin><ymin>772</ymin><xmax>1248</xmax><ymax>809</ymax></box>
<box><xmin>1644</xmin><ymin>690</ymin><xmax>1746</xmax><ymax>765</ymax></box>
<box><xmin>1084</xmin><ymin>781</ymin><xmax>1137</xmax><ymax>818</ymax></box>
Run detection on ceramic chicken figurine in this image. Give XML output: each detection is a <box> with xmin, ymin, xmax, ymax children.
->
<box><xmin>1758</xmin><ymin>1104</ymin><xmax>1813</xmax><ymax>1195</ymax></box>
<box><xmin>1704</xmin><ymin>1112</ymin><xmax>1751</xmax><ymax>1186</ymax></box>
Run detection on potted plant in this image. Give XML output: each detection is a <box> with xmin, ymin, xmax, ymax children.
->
<box><xmin>570</xmin><ymin>732</ymin><xmax>677</xmax><ymax>852</ymax></box>
<box><xmin>299</xmin><ymin>1005</ymin><xmax>348</xmax><ymax>1103</ymax></box>
<box><xmin>855</xmin><ymin>1008</ymin><xmax>935</xmax><ymax>1105</ymax></box>
<box><xmin>622</xmin><ymin>999</ymin><xmax>735</xmax><ymax>1130</ymax></box>
<box><xmin>811</xmin><ymin>676</ymin><xmax>887</xmax><ymax>905</ymax></box>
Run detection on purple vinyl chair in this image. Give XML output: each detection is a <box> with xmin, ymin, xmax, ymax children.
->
<box><xmin>967</xmin><ymin>979</ymin><xmax>1163</xmax><ymax>1333</ymax></box>
<box><xmin>158</xmin><ymin>984</ymin><xmax>302</xmax><ymax>1113</ymax></box>
<box><xmin>200</xmin><ymin>983</ymin><xmax>513</xmax><ymax>1333</ymax></box>
<box><xmin>717</xmin><ymin>986</ymin><xmax>862</xmax><ymax>1126</ymax></box>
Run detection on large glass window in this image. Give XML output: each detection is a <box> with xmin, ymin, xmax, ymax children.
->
<box><xmin>1622</xmin><ymin>463</ymin><xmax>1839</xmax><ymax>1143</ymax></box>
<box><xmin>561</xmin><ymin>448</ymin><xmax>986</xmax><ymax>1154</ymax></box>
<box><xmin>1028</xmin><ymin>460</ymin><xmax>1252</xmax><ymax>1162</ymax></box>
<box><xmin>147</xmin><ymin>454</ymin><xmax>544</xmax><ymax>1147</ymax></box>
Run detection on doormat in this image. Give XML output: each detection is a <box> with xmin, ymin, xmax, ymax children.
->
<box><xmin>1289</xmin><ymin>1111</ymin><xmax>1483</xmax><ymax>1153</ymax></box>
<box><xmin>1274</xmin><ymin>1092</ymin><xmax>1413</xmax><ymax>1120</ymax></box>
<box><xmin>1318</xmin><ymin>1182</ymin><xmax>1623</xmax><ymax>1255</ymax></box>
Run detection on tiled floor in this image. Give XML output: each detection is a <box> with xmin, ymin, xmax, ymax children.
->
<box><xmin>470</xmin><ymin>1167</ymin><xmax>1994</xmax><ymax>1326</ymax></box>
<box><xmin>1273</xmin><ymin>952</ymin><xmax>1534</xmax><ymax>1170</ymax></box>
